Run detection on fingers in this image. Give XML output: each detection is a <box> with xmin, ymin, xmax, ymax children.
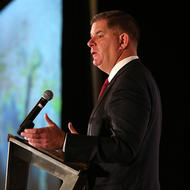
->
<box><xmin>21</xmin><ymin>114</ymin><xmax>54</xmax><ymax>136</ymax></box>
<box><xmin>68</xmin><ymin>122</ymin><xmax>78</xmax><ymax>134</ymax></box>
<box><xmin>21</xmin><ymin>129</ymin><xmax>47</xmax><ymax>139</ymax></box>
<box><xmin>44</xmin><ymin>113</ymin><xmax>55</xmax><ymax>126</ymax></box>
<box><xmin>23</xmin><ymin>128</ymin><xmax>42</xmax><ymax>134</ymax></box>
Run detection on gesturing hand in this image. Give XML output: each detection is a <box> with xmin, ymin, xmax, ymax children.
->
<box><xmin>21</xmin><ymin>113</ymin><xmax>65</xmax><ymax>150</ymax></box>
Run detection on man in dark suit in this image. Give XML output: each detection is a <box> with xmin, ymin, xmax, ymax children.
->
<box><xmin>22</xmin><ymin>10</ymin><xmax>162</xmax><ymax>190</ymax></box>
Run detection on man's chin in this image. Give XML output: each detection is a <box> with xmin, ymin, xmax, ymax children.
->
<box><xmin>93</xmin><ymin>61</ymin><xmax>100</xmax><ymax>67</ymax></box>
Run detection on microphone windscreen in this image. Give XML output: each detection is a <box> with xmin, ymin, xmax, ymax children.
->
<box><xmin>42</xmin><ymin>90</ymin><xmax>53</xmax><ymax>101</ymax></box>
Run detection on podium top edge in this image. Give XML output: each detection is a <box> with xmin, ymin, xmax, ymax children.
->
<box><xmin>7</xmin><ymin>134</ymin><xmax>87</xmax><ymax>172</ymax></box>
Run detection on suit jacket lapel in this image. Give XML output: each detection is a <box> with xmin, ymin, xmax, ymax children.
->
<box><xmin>88</xmin><ymin>59</ymin><xmax>141</xmax><ymax>130</ymax></box>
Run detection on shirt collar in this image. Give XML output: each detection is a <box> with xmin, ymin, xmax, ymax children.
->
<box><xmin>108</xmin><ymin>56</ymin><xmax>139</xmax><ymax>82</ymax></box>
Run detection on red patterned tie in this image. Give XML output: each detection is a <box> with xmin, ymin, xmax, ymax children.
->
<box><xmin>98</xmin><ymin>78</ymin><xmax>109</xmax><ymax>99</ymax></box>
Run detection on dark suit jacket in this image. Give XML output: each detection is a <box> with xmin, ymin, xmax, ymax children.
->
<box><xmin>64</xmin><ymin>59</ymin><xmax>162</xmax><ymax>190</ymax></box>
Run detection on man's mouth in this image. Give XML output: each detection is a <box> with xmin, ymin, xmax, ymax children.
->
<box><xmin>91</xmin><ymin>51</ymin><xmax>96</xmax><ymax>55</ymax></box>
<box><xmin>91</xmin><ymin>51</ymin><xmax>98</xmax><ymax>58</ymax></box>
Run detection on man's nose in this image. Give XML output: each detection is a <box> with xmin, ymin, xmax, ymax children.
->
<box><xmin>87</xmin><ymin>38</ymin><xmax>95</xmax><ymax>47</ymax></box>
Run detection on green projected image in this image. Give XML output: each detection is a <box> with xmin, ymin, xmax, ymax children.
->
<box><xmin>0</xmin><ymin>0</ymin><xmax>62</xmax><ymax>189</ymax></box>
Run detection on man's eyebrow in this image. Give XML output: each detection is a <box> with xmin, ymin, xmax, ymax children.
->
<box><xmin>90</xmin><ymin>30</ymin><xmax>104</xmax><ymax>37</ymax></box>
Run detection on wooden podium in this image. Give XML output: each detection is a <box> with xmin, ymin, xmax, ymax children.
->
<box><xmin>5</xmin><ymin>135</ymin><xmax>87</xmax><ymax>190</ymax></box>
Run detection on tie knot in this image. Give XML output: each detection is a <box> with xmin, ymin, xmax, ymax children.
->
<box><xmin>98</xmin><ymin>78</ymin><xmax>109</xmax><ymax>99</ymax></box>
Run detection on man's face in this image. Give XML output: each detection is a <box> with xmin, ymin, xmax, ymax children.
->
<box><xmin>87</xmin><ymin>19</ymin><xmax>121</xmax><ymax>74</ymax></box>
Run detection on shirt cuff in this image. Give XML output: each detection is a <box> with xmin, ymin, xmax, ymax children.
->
<box><xmin>62</xmin><ymin>133</ymin><xmax>67</xmax><ymax>152</ymax></box>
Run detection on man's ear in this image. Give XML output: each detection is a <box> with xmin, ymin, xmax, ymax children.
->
<box><xmin>119</xmin><ymin>33</ymin><xmax>129</xmax><ymax>49</ymax></box>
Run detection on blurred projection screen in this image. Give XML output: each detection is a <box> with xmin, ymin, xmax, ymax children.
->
<box><xmin>0</xmin><ymin>0</ymin><xmax>62</xmax><ymax>189</ymax></box>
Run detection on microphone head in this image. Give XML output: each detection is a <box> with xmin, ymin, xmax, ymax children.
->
<box><xmin>42</xmin><ymin>90</ymin><xmax>54</xmax><ymax>101</ymax></box>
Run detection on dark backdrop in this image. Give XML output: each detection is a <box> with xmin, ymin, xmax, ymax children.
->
<box><xmin>62</xmin><ymin>0</ymin><xmax>92</xmax><ymax>134</ymax></box>
<box><xmin>62</xmin><ymin>1</ymin><xmax>184</xmax><ymax>190</ymax></box>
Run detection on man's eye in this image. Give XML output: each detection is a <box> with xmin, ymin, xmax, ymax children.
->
<box><xmin>97</xmin><ymin>34</ymin><xmax>104</xmax><ymax>38</ymax></box>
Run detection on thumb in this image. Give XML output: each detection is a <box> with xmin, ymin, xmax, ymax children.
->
<box><xmin>44</xmin><ymin>113</ymin><xmax>55</xmax><ymax>126</ymax></box>
<box><xmin>68</xmin><ymin>122</ymin><xmax>78</xmax><ymax>134</ymax></box>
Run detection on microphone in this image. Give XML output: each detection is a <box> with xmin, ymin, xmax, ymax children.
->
<box><xmin>17</xmin><ymin>90</ymin><xmax>54</xmax><ymax>135</ymax></box>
